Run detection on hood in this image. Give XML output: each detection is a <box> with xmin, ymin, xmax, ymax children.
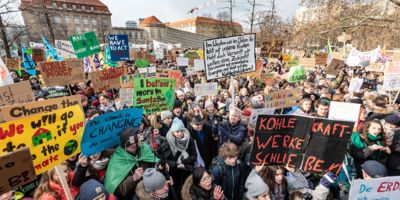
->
<box><xmin>135</xmin><ymin>181</ymin><xmax>154</xmax><ymax>200</ymax></box>
<box><xmin>181</xmin><ymin>175</ymin><xmax>193</xmax><ymax>200</ymax></box>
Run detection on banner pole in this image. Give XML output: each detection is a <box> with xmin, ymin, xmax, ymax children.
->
<box><xmin>55</xmin><ymin>165</ymin><xmax>73</xmax><ymax>200</ymax></box>
<box><xmin>392</xmin><ymin>91</ymin><xmax>400</xmax><ymax>105</ymax></box>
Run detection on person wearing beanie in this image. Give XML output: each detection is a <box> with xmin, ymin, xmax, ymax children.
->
<box><xmin>80</xmin><ymin>179</ymin><xmax>116</xmax><ymax>200</ymax></box>
<box><xmin>135</xmin><ymin>168</ymin><xmax>171</xmax><ymax>200</ymax></box>
<box><xmin>104</xmin><ymin>127</ymin><xmax>159</xmax><ymax>200</ymax></box>
<box><xmin>251</xmin><ymin>94</ymin><xmax>265</xmax><ymax>109</ymax></box>
<box><xmin>160</xmin><ymin>111</ymin><xmax>173</xmax><ymax>137</ymax></box>
<box><xmin>203</xmin><ymin>99</ymin><xmax>221</xmax><ymax>138</ymax></box>
<box><xmin>361</xmin><ymin>160</ymin><xmax>388</xmax><ymax>179</ymax></box>
<box><xmin>388</xmin><ymin>129</ymin><xmax>400</xmax><ymax>176</ymax></box>
<box><xmin>245</xmin><ymin>170</ymin><xmax>270</xmax><ymax>200</ymax></box>
<box><xmin>382</xmin><ymin>114</ymin><xmax>400</xmax><ymax>145</ymax></box>
<box><xmin>218</xmin><ymin>107</ymin><xmax>247</xmax><ymax>147</ymax></box>
<box><xmin>165</xmin><ymin>118</ymin><xmax>197</xmax><ymax>199</ymax></box>
<box><xmin>172</xmin><ymin>100</ymin><xmax>187</xmax><ymax>126</ymax></box>
<box><xmin>181</xmin><ymin>167</ymin><xmax>225</xmax><ymax>200</ymax></box>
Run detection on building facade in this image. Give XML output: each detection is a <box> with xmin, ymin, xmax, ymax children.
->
<box><xmin>20</xmin><ymin>0</ymin><xmax>112</xmax><ymax>43</ymax></box>
<box><xmin>125</xmin><ymin>20</ymin><xmax>138</xmax><ymax>28</ymax></box>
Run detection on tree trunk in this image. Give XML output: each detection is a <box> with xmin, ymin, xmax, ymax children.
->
<box><xmin>250</xmin><ymin>0</ymin><xmax>256</xmax><ymax>33</ymax></box>
<box><xmin>0</xmin><ymin>14</ymin><xmax>11</xmax><ymax>58</ymax></box>
<box><xmin>42</xmin><ymin>0</ymin><xmax>55</xmax><ymax>43</ymax></box>
<box><xmin>389</xmin><ymin>0</ymin><xmax>400</xmax><ymax>6</ymax></box>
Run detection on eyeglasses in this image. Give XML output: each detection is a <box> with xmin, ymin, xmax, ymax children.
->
<box><xmin>201</xmin><ymin>175</ymin><xmax>212</xmax><ymax>182</ymax></box>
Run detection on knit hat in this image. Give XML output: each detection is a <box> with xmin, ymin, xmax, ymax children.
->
<box><xmin>191</xmin><ymin>115</ymin><xmax>204</xmax><ymax>125</ymax></box>
<box><xmin>204</xmin><ymin>100</ymin><xmax>214</xmax><ymax>109</ymax></box>
<box><xmin>161</xmin><ymin>111</ymin><xmax>173</xmax><ymax>121</ymax></box>
<box><xmin>385</xmin><ymin>114</ymin><xmax>400</xmax><ymax>126</ymax></box>
<box><xmin>169</xmin><ymin>118</ymin><xmax>185</xmax><ymax>132</ymax></box>
<box><xmin>245</xmin><ymin>170</ymin><xmax>269</xmax><ymax>199</ymax></box>
<box><xmin>143</xmin><ymin>168</ymin><xmax>167</xmax><ymax>192</ymax></box>
<box><xmin>80</xmin><ymin>179</ymin><xmax>109</xmax><ymax>200</ymax></box>
<box><xmin>361</xmin><ymin>160</ymin><xmax>388</xmax><ymax>178</ymax></box>
<box><xmin>175</xmin><ymin>90</ymin><xmax>184</xmax><ymax>97</ymax></box>
<box><xmin>119</xmin><ymin>127</ymin><xmax>140</xmax><ymax>146</ymax></box>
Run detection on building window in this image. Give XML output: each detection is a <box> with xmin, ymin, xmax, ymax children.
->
<box><xmin>139</xmin><ymin>32</ymin><xmax>142</xmax><ymax>39</ymax></box>
<box><xmin>65</xmin><ymin>15</ymin><xmax>70</xmax><ymax>22</ymax></box>
<box><xmin>54</xmin><ymin>16</ymin><xmax>61</xmax><ymax>24</ymax></box>
<box><xmin>102</xmin><ymin>19</ymin><xmax>108</xmax><ymax>25</ymax></box>
<box><xmin>52</xmin><ymin>2</ymin><xmax>57</xmax><ymax>7</ymax></box>
<box><xmin>74</xmin><ymin>16</ymin><xmax>80</xmax><ymax>25</ymax></box>
<box><xmin>91</xmin><ymin>18</ymin><xmax>97</xmax><ymax>26</ymax></box>
<box><xmin>82</xmin><ymin>16</ymin><xmax>89</xmax><ymax>25</ymax></box>
<box><xmin>157</xmin><ymin>30</ymin><xmax>161</xmax><ymax>39</ymax></box>
<box><xmin>63</xmin><ymin>3</ymin><xmax>67</xmax><ymax>9</ymax></box>
<box><xmin>76</xmin><ymin>27</ymin><xmax>81</xmax><ymax>34</ymax></box>
<box><xmin>72</xmin><ymin>4</ymin><xmax>76</xmax><ymax>9</ymax></box>
<box><xmin>82</xmin><ymin>6</ymin><xmax>85</xmax><ymax>11</ymax></box>
<box><xmin>84</xmin><ymin>27</ymin><xmax>89</xmax><ymax>32</ymax></box>
<box><xmin>134</xmin><ymin>32</ymin><xmax>137</xmax><ymax>39</ymax></box>
<box><xmin>90</xmin><ymin>6</ymin><xmax>94</xmax><ymax>11</ymax></box>
<box><xmin>93</xmin><ymin>28</ymin><xmax>97</xmax><ymax>32</ymax></box>
<box><xmin>150</xmin><ymin>30</ymin><xmax>154</xmax><ymax>38</ymax></box>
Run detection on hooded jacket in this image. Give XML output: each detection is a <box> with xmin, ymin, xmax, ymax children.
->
<box><xmin>218</xmin><ymin>120</ymin><xmax>247</xmax><ymax>147</ymax></box>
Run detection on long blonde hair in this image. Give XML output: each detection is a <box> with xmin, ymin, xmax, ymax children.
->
<box><xmin>33</xmin><ymin>162</ymin><xmax>68</xmax><ymax>200</ymax></box>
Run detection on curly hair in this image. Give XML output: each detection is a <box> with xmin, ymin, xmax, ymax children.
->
<box><xmin>218</xmin><ymin>142</ymin><xmax>239</xmax><ymax>160</ymax></box>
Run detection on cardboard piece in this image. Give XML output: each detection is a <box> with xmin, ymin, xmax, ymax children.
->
<box><xmin>349</xmin><ymin>78</ymin><xmax>364</xmax><ymax>93</ymax></box>
<box><xmin>326</xmin><ymin>59</ymin><xmax>345</xmax><ymax>76</ymax></box>
<box><xmin>265</xmin><ymin>89</ymin><xmax>302</xmax><ymax>109</ymax></box>
<box><xmin>89</xmin><ymin>66</ymin><xmax>127</xmax><ymax>92</ymax></box>
<box><xmin>39</xmin><ymin>60</ymin><xmax>86</xmax><ymax>87</ymax></box>
<box><xmin>0</xmin><ymin>81</ymin><xmax>35</xmax><ymax>107</ymax></box>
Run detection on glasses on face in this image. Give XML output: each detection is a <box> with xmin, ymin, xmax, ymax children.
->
<box><xmin>201</xmin><ymin>175</ymin><xmax>212</xmax><ymax>182</ymax></box>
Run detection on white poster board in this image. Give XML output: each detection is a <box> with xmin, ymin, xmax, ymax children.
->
<box><xmin>383</xmin><ymin>73</ymin><xmax>400</xmax><ymax>91</ymax></box>
<box><xmin>54</xmin><ymin>40</ymin><xmax>77</xmax><ymax>58</ymax></box>
<box><xmin>119</xmin><ymin>88</ymin><xmax>134</xmax><ymax>107</ymax></box>
<box><xmin>176</xmin><ymin>57</ymin><xmax>189</xmax><ymax>66</ymax></box>
<box><xmin>155</xmin><ymin>49</ymin><xmax>164</xmax><ymax>59</ymax></box>
<box><xmin>194</xmin><ymin>82</ymin><xmax>218</xmax><ymax>97</ymax></box>
<box><xmin>328</xmin><ymin>101</ymin><xmax>361</xmax><ymax>122</ymax></box>
<box><xmin>349</xmin><ymin>78</ymin><xmax>364</xmax><ymax>93</ymax></box>
<box><xmin>349</xmin><ymin>176</ymin><xmax>400</xmax><ymax>200</ymax></box>
<box><xmin>249</xmin><ymin>108</ymin><xmax>276</xmax><ymax>127</ymax></box>
<box><xmin>194</xmin><ymin>59</ymin><xmax>205</xmax><ymax>71</ymax></box>
<box><xmin>203</xmin><ymin>34</ymin><xmax>256</xmax><ymax>80</ymax></box>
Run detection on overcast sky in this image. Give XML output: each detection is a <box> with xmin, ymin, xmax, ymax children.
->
<box><xmin>101</xmin><ymin>0</ymin><xmax>300</xmax><ymax>30</ymax></box>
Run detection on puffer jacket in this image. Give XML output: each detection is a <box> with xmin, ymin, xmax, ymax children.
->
<box><xmin>210</xmin><ymin>156</ymin><xmax>244</xmax><ymax>200</ymax></box>
<box><xmin>388</xmin><ymin>130</ymin><xmax>400</xmax><ymax>175</ymax></box>
<box><xmin>218</xmin><ymin>121</ymin><xmax>247</xmax><ymax>147</ymax></box>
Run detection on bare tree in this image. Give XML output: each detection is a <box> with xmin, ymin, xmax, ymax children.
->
<box><xmin>0</xmin><ymin>0</ymin><xmax>25</xmax><ymax>58</ymax></box>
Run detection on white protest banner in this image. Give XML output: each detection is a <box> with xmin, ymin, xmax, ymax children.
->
<box><xmin>153</xmin><ymin>40</ymin><xmax>181</xmax><ymax>50</ymax></box>
<box><xmin>349</xmin><ymin>78</ymin><xmax>364</xmax><ymax>93</ymax></box>
<box><xmin>383</xmin><ymin>73</ymin><xmax>400</xmax><ymax>91</ymax></box>
<box><xmin>155</xmin><ymin>49</ymin><xmax>164</xmax><ymax>59</ymax></box>
<box><xmin>328</xmin><ymin>101</ymin><xmax>361</xmax><ymax>122</ymax></box>
<box><xmin>204</xmin><ymin>34</ymin><xmax>256</xmax><ymax>80</ymax></box>
<box><xmin>119</xmin><ymin>88</ymin><xmax>134</xmax><ymax>107</ymax></box>
<box><xmin>0</xmin><ymin>57</ymin><xmax>14</xmax><ymax>87</ymax></box>
<box><xmin>249</xmin><ymin>108</ymin><xmax>275</xmax><ymax>127</ymax></box>
<box><xmin>29</xmin><ymin>42</ymin><xmax>45</xmax><ymax>49</ymax></box>
<box><xmin>194</xmin><ymin>59</ymin><xmax>205</xmax><ymax>71</ymax></box>
<box><xmin>177</xmin><ymin>57</ymin><xmax>189</xmax><ymax>66</ymax></box>
<box><xmin>194</xmin><ymin>82</ymin><xmax>218</xmax><ymax>97</ymax></box>
<box><xmin>54</xmin><ymin>40</ymin><xmax>77</xmax><ymax>58</ymax></box>
<box><xmin>129</xmin><ymin>43</ymin><xmax>147</xmax><ymax>49</ymax></box>
<box><xmin>349</xmin><ymin>176</ymin><xmax>400</xmax><ymax>200</ymax></box>
<box><xmin>346</xmin><ymin>47</ymin><xmax>380</xmax><ymax>67</ymax></box>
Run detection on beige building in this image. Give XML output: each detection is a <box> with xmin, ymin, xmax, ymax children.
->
<box><xmin>20</xmin><ymin>0</ymin><xmax>112</xmax><ymax>43</ymax></box>
<box><xmin>165</xmin><ymin>16</ymin><xmax>243</xmax><ymax>38</ymax></box>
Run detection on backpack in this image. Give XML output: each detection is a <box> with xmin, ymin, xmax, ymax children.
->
<box><xmin>209</xmin><ymin>157</ymin><xmax>225</xmax><ymax>184</ymax></box>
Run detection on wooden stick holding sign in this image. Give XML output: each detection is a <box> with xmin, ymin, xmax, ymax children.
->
<box><xmin>392</xmin><ymin>91</ymin><xmax>400</xmax><ymax>105</ymax></box>
<box><xmin>55</xmin><ymin>165</ymin><xmax>73</xmax><ymax>200</ymax></box>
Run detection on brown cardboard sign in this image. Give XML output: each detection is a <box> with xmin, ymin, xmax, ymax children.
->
<box><xmin>90</xmin><ymin>66</ymin><xmax>127</xmax><ymax>92</ymax></box>
<box><xmin>32</xmin><ymin>48</ymin><xmax>45</xmax><ymax>63</ymax></box>
<box><xmin>0</xmin><ymin>147</ymin><xmax>36</xmax><ymax>195</ymax></box>
<box><xmin>315</xmin><ymin>53</ymin><xmax>328</xmax><ymax>65</ymax></box>
<box><xmin>0</xmin><ymin>81</ymin><xmax>35</xmax><ymax>107</ymax></box>
<box><xmin>39</xmin><ymin>60</ymin><xmax>86</xmax><ymax>87</ymax></box>
<box><xmin>327</xmin><ymin>58</ymin><xmax>345</xmax><ymax>76</ymax></box>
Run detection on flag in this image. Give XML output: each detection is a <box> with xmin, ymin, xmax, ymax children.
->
<box><xmin>84</xmin><ymin>57</ymin><xmax>93</xmax><ymax>73</ymax></box>
<box><xmin>21</xmin><ymin>47</ymin><xmax>37</xmax><ymax>75</ymax></box>
<box><xmin>0</xmin><ymin>57</ymin><xmax>14</xmax><ymax>86</ymax></box>
<box><xmin>41</xmin><ymin>35</ymin><xmax>63</xmax><ymax>61</ymax></box>
<box><xmin>104</xmin><ymin>46</ymin><xmax>118</xmax><ymax>68</ymax></box>
<box><xmin>327</xmin><ymin>38</ymin><xmax>333</xmax><ymax>65</ymax></box>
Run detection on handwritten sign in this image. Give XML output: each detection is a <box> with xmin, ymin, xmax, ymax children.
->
<box><xmin>134</xmin><ymin>78</ymin><xmax>176</xmax><ymax>114</ymax></box>
<box><xmin>107</xmin><ymin>35</ymin><xmax>129</xmax><ymax>62</ymax></box>
<box><xmin>315</xmin><ymin>53</ymin><xmax>328</xmax><ymax>65</ymax></box>
<box><xmin>326</xmin><ymin>59</ymin><xmax>345</xmax><ymax>76</ymax></box>
<box><xmin>349</xmin><ymin>78</ymin><xmax>364</xmax><ymax>93</ymax></box>
<box><xmin>0</xmin><ymin>95</ymin><xmax>81</xmax><ymax>122</ymax></box>
<box><xmin>4</xmin><ymin>58</ymin><xmax>19</xmax><ymax>70</ymax></box>
<box><xmin>204</xmin><ymin>34</ymin><xmax>256</xmax><ymax>80</ymax></box>
<box><xmin>69</xmin><ymin>32</ymin><xmax>101</xmax><ymax>59</ymax></box>
<box><xmin>194</xmin><ymin>82</ymin><xmax>218</xmax><ymax>97</ymax></box>
<box><xmin>0</xmin><ymin>148</ymin><xmax>36</xmax><ymax>195</ymax></box>
<box><xmin>39</xmin><ymin>60</ymin><xmax>85</xmax><ymax>87</ymax></box>
<box><xmin>119</xmin><ymin>88</ymin><xmax>134</xmax><ymax>107</ymax></box>
<box><xmin>55</xmin><ymin>40</ymin><xmax>77</xmax><ymax>59</ymax></box>
<box><xmin>248</xmin><ymin>108</ymin><xmax>275</xmax><ymax>128</ymax></box>
<box><xmin>0</xmin><ymin>105</ymin><xmax>85</xmax><ymax>174</ymax></box>
<box><xmin>265</xmin><ymin>89</ymin><xmax>301</xmax><ymax>109</ymax></box>
<box><xmin>194</xmin><ymin>59</ymin><xmax>205</xmax><ymax>71</ymax></box>
<box><xmin>120</xmin><ymin>74</ymin><xmax>135</xmax><ymax>88</ymax></box>
<box><xmin>288</xmin><ymin>66</ymin><xmax>306</xmax><ymax>83</ymax></box>
<box><xmin>329</xmin><ymin>101</ymin><xmax>361</xmax><ymax>122</ymax></box>
<box><xmin>0</xmin><ymin>81</ymin><xmax>35</xmax><ymax>107</ymax></box>
<box><xmin>383</xmin><ymin>73</ymin><xmax>400</xmax><ymax>91</ymax></box>
<box><xmin>130</xmin><ymin>50</ymin><xmax>155</xmax><ymax>64</ymax></box>
<box><xmin>90</xmin><ymin>66</ymin><xmax>127</xmax><ymax>92</ymax></box>
<box><xmin>32</xmin><ymin>48</ymin><xmax>45</xmax><ymax>63</ymax></box>
<box><xmin>349</xmin><ymin>176</ymin><xmax>400</xmax><ymax>200</ymax></box>
<box><xmin>81</xmin><ymin>108</ymin><xmax>143</xmax><ymax>156</ymax></box>
<box><xmin>168</xmin><ymin>70</ymin><xmax>182</xmax><ymax>88</ymax></box>
<box><xmin>176</xmin><ymin>57</ymin><xmax>189</xmax><ymax>66</ymax></box>
<box><xmin>298</xmin><ymin>57</ymin><xmax>316</xmax><ymax>69</ymax></box>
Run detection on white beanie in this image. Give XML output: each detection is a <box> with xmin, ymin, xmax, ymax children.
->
<box><xmin>205</xmin><ymin>100</ymin><xmax>214</xmax><ymax>109</ymax></box>
<box><xmin>175</xmin><ymin>90</ymin><xmax>184</xmax><ymax>97</ymax></box>
<box><xmin>245</xmin><ymin>170</ymin><xmax>269</xmax><ymax>199</ymax></box>
<box><xmin>160</xmin><ymin>111</ymin><xmax>173</xmax><ymax>121</ymax></box>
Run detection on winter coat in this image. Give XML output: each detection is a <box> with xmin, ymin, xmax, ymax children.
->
<box><xmin>365</xmin><ymin>101</ymin><xmax>398</xmax><ymax>121</ymax></box>
<box><xmin>71</xmin><ymin>164</ymin><xmax>106</xmax><ymax>187</ymax></box>
<box><xmin>388</xmin><ymin>130</ymin><xmax>400</xmax><ymax>175</ymax></box>
<box><xmin>210</xmin><ymin>156</ymin><xmax>244</xmax><ymax>200</ymax></box>
<box><xmin>159</xmin><ymin>123</ymin><xmax>171</xmax><ymax>137</ymax></box>
<box><xmin>188</xmin><ymin>124</ymin><xmax>218</xmax><ymax>169</ymax></box>
<box><xmin>135</xmin><ymin>181</ymin><xmax>176</xmax><ymax>200</ymax></box>
<box><xmin>181</xmin><ymin>175</ymin><xmax>226</xmax><ymax>200</ymax></box>
<box><xmin>37</xmin><ymin>172</ymin><xmax>79</xmax><ymax>200</ymax></box>
<box><xmin>218</xmin><ymin>121</ymin><xmax>247</xmax><ymax>147</ymax></box>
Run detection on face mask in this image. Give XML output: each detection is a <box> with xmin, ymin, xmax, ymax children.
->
<box><xmin>152</xmin><ymin>192</ymin><xmax>169</xmax><ymax>199</ymax></box>
<box><xmin>90</xmin><ymin>158</ymin><xmax>109</xmax><ymax>170</ymax></box>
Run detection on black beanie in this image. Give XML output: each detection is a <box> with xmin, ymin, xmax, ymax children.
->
<box><xmin>120</xmin><ymin>127</ymin><xmax>140</xmax><ymax>147</ymax></box>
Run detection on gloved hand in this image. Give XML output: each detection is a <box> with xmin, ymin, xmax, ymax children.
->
<box><xmin>319</xmin><ymin>172</ymin><xmax>337</xmax><ymax>188</ymax></box>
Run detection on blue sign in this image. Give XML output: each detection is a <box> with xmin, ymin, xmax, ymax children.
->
<box><xmin>81</xmin><ymin>108</ymin><xmax>143</xmax><ymax>156</ymax></box>
<box><xmin>41</xmin><ymin>35</ymin><xmax>63</xmax><ymax>61</ymax></box>
<box><xmin>107</xmin><ymin>34</ymin><xmax>129</xmax><ymax>62</ymax></box>
<box><xmin>21</xmin><ymin>47</ymin><xmax>37</xmax><ymax>75</ymax></box>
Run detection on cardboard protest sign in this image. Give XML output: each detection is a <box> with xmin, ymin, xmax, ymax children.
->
<box><xmin>260</xmin><ymin>72</ymin><xmax>276</xmax><ymax>85</ymax></box>
<box><xmin>168</xmin><ymin>70</ymin><xmax>183</xmax><ymax>88</ymax></box>
<box><xmin>194</xmin><ymin>82</ymin><xmax>218</xmax><ymax>97</ymax></box>
<box><xmin>4</xmin><ymin>58</ymin><xmax>19</xmax><ymax>70</ymax></box>
<box><xmin>0</xmin><ymin>148</ymin><xmax>36</xmax><ymax>195</ymax></box>
<box><xmin>0</xmin><ymin>81</ymin><xmax>35</xmax><ymax>107</ymax></box>
<box><xmin>315</xmin><ymin>53</ymin><xmax>328</xmax><ymax>65</ymax></box>
<box><xmin>107</xmin><ymin>35</ymin><xmax>129</xmax><ymax>62</ymax></box>
<box><xmin>31</xmin><ymin>48</ymin><xmax>45</xmax><ymax>63</ymax></box>
<box><xmin>204</xmin><ymin>34</ymin><xmax>256</xmax><ymax>80</ymax></box>
<box><xmin>349</xmin><ymin>176</ymin><xmax>400</xmax><ymax>200</ymax></box>
<box><xmin>39</xmin><ymin>60</ymin><xmax>86</xmax><ymax>87</ymax></box>
<box><xmin>383</xmin><ymin>73</ymin><xmax>400</xmax><ymax>91</ymax></box>
<box><xmin>326</xmin><ymin>58</ymin><xmax>345</xmax><ymax>76</ymax></box>
<box><xmin>248</xmin><ymin>108</ymin><xmax>275</xmax><ymax>128</ymax></box>
<box><xmin>120</xmin><ymin>74</ymin><xmax>135</xmax><ymax>88</ymax></box>
<box><xmin>81</xmin><ymin>108</ymin><xmax>143</xmax><ymax>156</ymax></box>
<box><xmin>288</xmin><ymin>66</ymin><xmax>306</xmax><ymax>83</ymax></box>
<box><xmin>69</xmin><ymin>32</ymin><xmax>101</xmax><ymax>59</ymax></box>
<box><xmin>297</xmin><ymin>57</ymin><xmax>315</xmax><ymax>69</ymax></box>
<box><xmin>155</xmin><ymin>49</ymin><xmax>164</xmax><ymax>59</ymax></box>
<box><xmin>194</xmin><ymin>59</ymin><xmax>205</xmax><ymax>71</ymax></box>
<box><xmin>55</xmin><ymin>40</ymin><xmax>77</xmax><ymax>58</ymax></box>
<box><xmin>260</xmin><ymin>39</ymin><xmax>283</xmax><ymax>58</ymax></box>
<box><xmin>303</xmin><ymin>118</ymin><xmax>355</xmax><ymax>174</ymax></box>
<box><xmin>349</xmin><ymin>78</ymin><xmax>364</xmax><ymax>93</ymax></box>
<box><xmin>0</xmin><ymin>95</ymin><xmax>81</xmax><ymax>122</ymax></box>
<box><xmin>119</xmin><ymin>88</ymin><xmax>134</xmax><ymax>107</ymax></box>
<box><xmin>89</xmin><ymin>66</ymin><xmax>127</xmax><ymax>92</ymax></box>
<box><xmin>346</xmin><ymin>47</ymin><xmax>380</xmax><ymax>67</ymax></box>
<box><xmin>130</xmin><ymin>50</ymin><xmax>156</xmax><ymax>65</ymax></box>
<box><xmin>134</xmin><ymin>78</ymin><xmax>176</xmax><ymax>114</ymax></box>
<box><xmin>329</xmin><ymin>101</ymin><xmax>361</xmax><ymax>122</ymax></box>
<box><xmin>0</xmin><ymin>105</ymin><xmax>85</xmax><ymax>174</ymax></box>
<box><xmin>385</xmin><ymin>60</ymin><xmax>400</xmax><ymax>74</ymax></box>
<box><xmin>265</xmin><ymin>89</ymin><xmax>301</xmax><ymax>109</ymax></box>
<box><xmin>176</xmin><ymin>57</ymin><xmax>189</xmax><ymax>66</ymax></box>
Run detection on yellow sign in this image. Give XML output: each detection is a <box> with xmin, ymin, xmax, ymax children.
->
<box><xmin>0</xmin><ymin>105</ymin><xmax>85</xmax><ymax>174</ymax></box>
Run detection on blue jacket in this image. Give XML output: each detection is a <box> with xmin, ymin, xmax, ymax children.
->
<box><xmin>210</xmin><ymin>156</ymin><xmax>244</xmax><ymax>200</ymax></box>
<box><xmin>218</xmin><ymin>120</ymin><xmax>247</xmax><ymax>147</ymax></box>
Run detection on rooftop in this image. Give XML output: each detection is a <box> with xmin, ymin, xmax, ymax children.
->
<box><xmin>166</xmin><ymin>16</ymin><xmax>242</xmax><ymax>28</ymax></box>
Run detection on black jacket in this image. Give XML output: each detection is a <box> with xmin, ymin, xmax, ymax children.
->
<box><xmin>188</xmin><ymin>124</ymin><xmax>218</xmax><ymax>169</ymax></box>
<box><xmin>388</xmin><ymin>130</ymin><xmax>400</xmax><ymax>174</ymax></box>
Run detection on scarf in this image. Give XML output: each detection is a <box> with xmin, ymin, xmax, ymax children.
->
<box><xmin>104</xmin><ymin>144</ymin><xmax>159</xmax><ymax>193</ymax></box>
<box><xmin>90</xmin><ymin>158</ymin><xmax>109</xmax><ymax>170</ymax></box>
<box><xmin>166</xmin><ymin>129</ymin><xmax>190</xmax><ymax>164</ymax></box>
<box><xmin>351</xmin><ymin>132</ymin><xmax>383</xmax><ymax>159</ymax></box>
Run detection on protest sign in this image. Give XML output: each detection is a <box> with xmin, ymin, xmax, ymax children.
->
<box><xmin>43</xmin><ymin>86</ymin><xmax>69</xmax><ymax>99</ymax></box>
<box><xmin>55</xmin><ymin>40</ymin><xmax>77</xmax><ymax>58</ymax></box>
<box><xmin>0</xmin><ymin>57</ymin><xmax>14</xmax><ymax>87</ymax></box>
<box><xmin>303</xmin><ymin>118</ymin><xmax>355</xmax><ymax>174</ymax></box>
<box><xmin>260</xmin><ymin>39</ymin><xmax>283</xmax><ymax>58</ymax></box>
<box><xmin>168</xmin><ymin>70</ymin><xmax>183</xmax><ymax>88</ymax></box>
<box><xmin>204</xmin><ymin>34</ymin><xmax>256</xmax><ymax>80</ymax></box>
<box><xmin>0</xmin><ymin>81</ymin><xmax>35</xmax><ymax>107</ymax></box>
<box><xmin>156</xmin><ymin>68</ymin><xmax>170</xmax><ymax>78</ymax></box>
<box><xmin>177</xmin><ymin>57</ymin><xmax>189</xmax><ymax>66</ymax></box>
<box><xmin>69</xmin><ymin>32</ymin><xmax>101</xmax><ymax>59</ymax></box>
<box><xmin>265</xmin><ymin>89</ymin><xmax>301</xmax><ymax>109</ymax></box>
<box><xmin>120</xmin><ymin>74</ymin><xmax>135</xmax><ymax>88</ymax></box>
<box><xmin>385</xmin><ymin>60</ymin><xmax>400</xmax><ymax>74</ymax></box>
<box><xmin>349</xmin><ymin>78</ymin><xmax>364</xmax><ymax>93</ymax></box>
<box><xmin>297</xmin><ymin>57</ymin><xmax>316</xmax><ymax>69</ymax></box>
<box><xmin>329</xmin><ymin>101</ymin><xmax>361</xmax><ymax>122</ymax></box>
<box><xmin>0</xmin><ymin>148</ymin><xmax>36</xmax><ymax>195</ymax></box>
<box><xmin>0</xmin><ymin>105</ymin><xmax>85</xmax><ymax>174</ymax></box>
<box><xmin>4</xmin><ymin>58</ymin><xmax>19</xmax><ymax>70</ymax></box>
<box><xmin>155</xmin><ymin>49</ymin><xmax>164</xmax><ymax>59</ymax></box>
<box><xmin>133</xmin><ymin>78</ymin><xmax>176</xmax><ymax>114</ymax></box>
<box><xmin>194</xmin><ymin>82</ymin><xmax>218</xmax><ymax>97</ymax></box>
<box><xmin>39</xmin><ymin>60</ymin><xmax>85</xmax><ymax>87</ymax></box>
<box><xmin>248</xmin><ymin>108</ymin><xmax>275</xmax><ymax>128</ymax></box>
<box><xmin>89</xmin><ymin>66</ymin><xmax>127</xmax><ymax>92</ymax></box>
<box><xmin>31</xmin><ymin>48</ymin><xmax>45</xmax><ymax>63</ymax></box>
<box><xmin>29</xmin><ymin>42</ymin><xmax>45</xmax><ymax>49</ymax></box>
<box><xmin>349</xmin><ymin>176</ymin><xmax>400</xmax><ymax>200</ymax></box>
<box><xmin>326</xmin><ymin>58</ymin><xmax>345</xmax><ymax>76</ymax></box>
<box><xmin>346</xmin><ymin>47</ymin><xmax>380</xmax><ymax>67</ymax></box>
<box><xmin>81</xmin><ymin>108</ymin><xmax>143</xmax><ymax>156</ymax></box>
<box><xmin>119</xmin><ymin>88</ymin><xmax>134</xmax><ymax>107</ymax></box>
<box><xmin>0</xmin><ymin>95</ymin><xmax>81</xmax><ymax>122</ymax></box>
<box><xmin>107</xmin><ymin>35</ymin><xmax>129</xmax><ymax>62</ymax></box>
<box><xmin>194</xmin><ymin>59</ymin><xmax>205</xmax><ymax>71</ymax></box>
<box><xmin>383</xmin><ymin>73</ymin><xmax>400</xmax><ymax>91</ymax></box>
<box><xmin>260</xmin><ymin>72</ymin><xmax>276</xmax><ymax>85</ymax></box>
<box><xmin>288</xmin><ymin>66</ymin><xmax>306</xmax><ymax>83</ymax></box>
<box><xmin>315</xmin><ymin>53</ymin><xmax>328</xmax><ymax>65</ymax></box>
<box><xmin>130</xmin><ymin>50</ymin><xmax>156</xmax><ymax>64</ymax></box>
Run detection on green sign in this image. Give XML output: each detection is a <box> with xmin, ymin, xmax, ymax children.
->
<box><xmin>134</xmin><ymin>78</ymin><xmax>176</xmax><ymax>114</ymax></box>
<box><xmin>288</xmin><ymin>66</ymin><xmax>306</xmax><ymax>83</ymax></box>
<box><xmin>69</xmin><ymin>32</ymin><xmax>101</xmax><ymax>59</ymax></box>
<box><xmin>135</xmin><ymin>59</ymin><xmax>149</xmax><ymax>68</ymax></box>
